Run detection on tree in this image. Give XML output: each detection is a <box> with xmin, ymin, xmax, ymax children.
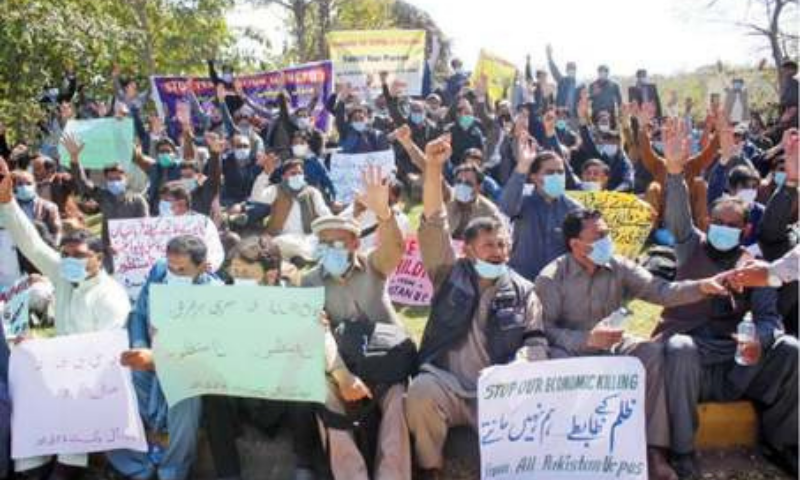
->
<box><xmin>705</xmin><ymin>0</ymin><xmax>798</xmax><ymax>87</ymax></box>
<box><xmin>0</xmin><ymin>0</ymin><xmax>233</xmax><ymax>143</ymax></box>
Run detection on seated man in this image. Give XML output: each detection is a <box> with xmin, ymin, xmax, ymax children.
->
<box><xmin>499</xmin><ymin>136</ymin><xmax>582</xmax><ymax>281</ymax></box>
<box><xmin>535</xmin><ymin>207</ymin><xmax>727</xmax><ymax>480</ymax></box>
<box><xmin>301</xmin><ymin>166</ymin><xmax>409</xmax><ymax>480</ymax></box>
<box><xmin>406</xmin><ymin>136</ymin><xmax>548</xmax><ymax>480</ymax></box>
<box><xmin>0</xmin><ymin>159</ymin><xmax>130</xmax><ymax>480</ymax></box>
<box><xmin>446</xmin><ymin>163</ymin><xmax>504</xmax><ymax>240</ymax></box>
<box><xmin>109</xmin><ymin>235</ymin><xmax>219</xmax><ymax>480</ymax></box>
<box><xmin>653</xmin><ymin>123</ymin><xmax>797</xmax><ymax>478</ymax></box>
<box><xmin>63</xmin><ymin>133</ymin><xmax>149</xmax><ymax>271</ymax></box>
<box><xmin>204</xmin><ymin>236</ymin><xmax>324</xmax><ymax>480</ymax></box>
<box><xmin>10</xmin><ymin>170</ymin><xmax>61</xmax><ymax>245</ymax></box>
<box><xmin>580</xmin><ymin>158</ymin><xmax>611</xmax><ymax>191</ymax></box>
<box><xmin>267</xmin><ymin>131</ymin><xmax>336</xmax><ymax>202</ymax></box>
<box><xmin>158</xmin><ymin>182</ymin><xmax>224</xmax><ymax>273</ymax></box>
<box><xmin>576</xmin><ymin>99</ymin><xmax>635</xmax><ymax>192</ymax></box>
<box><xmin>250</xmin><ymin>159</ymin><xmax>330</xmax><ymax>261</ymax></box>
<box><xmin>707</xmin><ymin>165</ymin><xmax>764</xmax><ymax>249</ymax></box>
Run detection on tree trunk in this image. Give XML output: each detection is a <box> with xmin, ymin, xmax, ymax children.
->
<box><xmin>316</xmin><ymin>0</ymin><xmax>332</xmax><ymax>61</ymax></box>
<box><xmin>292</xmin><ymin>0</ymin><xmax>308</xmax><ymax>62</ymax></box>
<box><xmin>769</xmin><ymin>0</ymin><xmax>788</xmax><ymax>90</ymax></box>
<box><xmin>130</xmin><ymin>0</ymin><xmax>156</xmax><ymax>76</ymax></box>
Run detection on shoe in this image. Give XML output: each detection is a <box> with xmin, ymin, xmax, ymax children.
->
<box><xmin>762</xmin><ymin>444</ymin><xmax>798</xmax><ymax>477</ymax></box>
<box><xmin>669</xmin><ymin>452</ymin><xmax>700</xmax><ymax>480</ymax></box>
<box><xmin>648</xmin><ymin>447</ymin><xmax>678</xmax><ymax>480</ymax></box>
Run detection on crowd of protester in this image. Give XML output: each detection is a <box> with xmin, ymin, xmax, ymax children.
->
<box><xmin>0</xmin><ymin>46</ymin><xmax>797</xmax><ymax>480</ymax></box>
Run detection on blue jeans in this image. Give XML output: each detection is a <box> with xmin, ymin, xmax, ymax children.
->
<box><xmin>107</xmin><ymin>371</ymin><xmax>201</xmax><ymax>480</ymax></box>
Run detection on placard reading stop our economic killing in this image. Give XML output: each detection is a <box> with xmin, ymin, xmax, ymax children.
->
<box><xmin>150</xmin><ymin>285</ymin><xmax>327</xmax><ymax>407</ymax></box>
<box><xmin>478</xmin><ymin>357</ymin><xmax>647</xmax><ymax>480</ymax></box>
<box><xmin>326</xmin><ymin>29</ymin><xmax>426</xmax><ymax>97</ymax></box>
<box><xmin>9</xmin><ymin>330</ymin><xmax>147</xmax><ymax>459</ymax></box>
<box><xmin>329</xmin><ymin>149</ymin><xmax>396</xmax><ymax>204</ymax></box>
<box><xmin>57</xmin><ymin>117</ymin><xmax>135</xmax><ymax>169</ymax></box>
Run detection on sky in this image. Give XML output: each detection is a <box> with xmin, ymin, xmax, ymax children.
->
<box><xmin>227</xmin><ymin>0</ymin><xmax>782</xmax><ymax>77</ymax></box>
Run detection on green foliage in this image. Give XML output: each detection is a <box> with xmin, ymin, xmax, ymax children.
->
<box><xmin>0</xmin><ymin>0</ymin><xmax>234</xmax><ymax>143</ymax></box>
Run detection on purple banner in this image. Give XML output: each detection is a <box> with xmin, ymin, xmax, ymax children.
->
<box><xmin>150</xmin><ymin>61</ymin><xmax>333</xmax><ymax>135</ymax></box>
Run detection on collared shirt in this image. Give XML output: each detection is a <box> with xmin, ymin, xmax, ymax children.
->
<box><xmin>535</xmin><ymin>254</ymin><xmax>705</xmax><ymax>355</ymax></box>
<box><xmin>499</xmin><ymin>172</ymin><xmax>582</xmax><ymax>280</ymax></box>
<box><xmin>250</xmin><ymin>176</ymin><xmax>331</xmax><ymax>236</ymax></box>
<box><xmin>445</xmin><ymin>194</ymin><xmax>504</xmax><ymax>240</ymax></box>
<box><xmin>0</xmin><ymin>202</ymin><xmax>130</xmax><ymax>335</ymax></box>
<box><xmin>300</xmin><ymin>214</ymin><xmax>404</xmax><ymax>326</ymax></box>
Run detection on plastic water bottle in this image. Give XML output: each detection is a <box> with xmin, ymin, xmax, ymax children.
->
<box><xmin>602</xmin><ymin>307</ymin><xmax>633</xmax><ymax>329</ymax></box>
<box><xmin>735</xmin><ymin>313</ymin><xmax>757</xmax><ymax>366</ymax></box>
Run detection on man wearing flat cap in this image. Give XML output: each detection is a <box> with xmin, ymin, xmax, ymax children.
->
<box><xmin>301</xmin><ymin>165</ymin><xmax>410</xmax><ymax>479</ymax></box>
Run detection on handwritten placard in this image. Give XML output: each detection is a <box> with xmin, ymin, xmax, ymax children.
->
<box><xmin>9</xmin><ymin>330</ymin><xmax>147</xmax><ymax>458</ymax></box>
<box><xmin>57</xmin><ymin>118</ymin><xmax>134</xmax><ymax>169</ymax></box>
<box><xmin>0</xmin><ymin>275</ymin><xmax>30</xmax><ymax>339</ymax></box>
<box><xmin>478</xmin><ymin>357</ymin><xmax>646</xmax><ymax>480</ymax></box>
<box><xmin>567</xmin><ymin>192</ymin><xmax>653</xmax><ymax>259</ymax></box>
<box><xmin>329</xmin><ymin>150</ymin><xmax>396</xmax><ymax>204</ymax></box>
<box><xmin>388</xmin><ymin>236</ymin><xmax>463</xmax><ymax>306</ymax></box>
<box><xmin>109</xmin><ymin>216</ymin><xmax>208</xmax><ymax>299</ymax></box>
<box><xmin>150</xmin><ymin>285</ymin><xmax>327</xmax><ymax>407</ymax></box>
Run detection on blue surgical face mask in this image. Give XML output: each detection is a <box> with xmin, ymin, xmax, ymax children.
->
<box><xmin>582</xmin><ymin>181</ymin><xmax>601</xmax><ymax>192</ymax></box>
<box><xmin>774</xmin><ymin>171</ymin><xmax>787</xmax><ymax>187</ymax></box>
<box><xmin>14</xmin><ymin>185</ymin><xmax>36</xmax><ymax>202</ymax></box>
<box><xmin>410</xmin><ymin>112</ymin><xmax>425</xmax><ymax>125</ymax></box>
<box><xmin>453</xmin><ymin>182</ymin><xmax>475</xmax><ymax>203</ymax></box>
<box><xmin>542</xmin><ymin>173</ymin><xmax>566</xmax><ymax>198</ymax></box>
<box><xmin>159</xmin><ymin>200</ymin><xmax>173</xmax><ymax>217</ymax></box>
<box><xmin>106</xmin><ymin>179</ymin><xmax>127</xmax><ymax>196</ymax></box>
<box><xmin>179</xmin><ymin>178</ymin><xmax>198</xmax><ymax>192</ymax></box>
<box><xmin>474</xmin><ymin>259</ymin><xmax>508</xmax><ymax>280</ymax></box>
<box><xmin>458</xmin><ymin>115</ymin><xmax>475</xmax><ymax>130</ymax></box>
<box><xmin>707</xmin><ymin>224</ymin><xmax>741</xmax><ymax>251</ymax></box>
<box><xmin>166</xmin><ymin>270</ymin><xmax>194</xmax><ymax>286</ymax></box>
<box><xmin>157</xmin><ymin>153</ymin><xmax>175</xmax><ymax>168</ymax></box>
<box><xmin>234</xmin><ymin>148</ymin><xmax>250</xmax><ymax>162</ymax></box>
<box><xmin>599</xmin><ymin>144</ymin><xmax>619</xmax><ymax>157</ymax></box>
<box><xmin>317</xmin><ymin>244</ymin><xmax>351</xmax><ymax>277</ymax></box>
<box><xmin>287</xmin><ymin>174</ymin><xmax>307</xmax><ymax>191</ymax></box>
<box><xmin>60</xmin><ymin>257</ymin><xmax>88</xmax><ymax>283</ymax></box>
<box><xmin>588</xmin><ymin>236</ymin><xmax>614</xmax><ymax>266</ymax></box>
<box><xmin>351</xmin><ymin>121</ymin><xmax>367</xmax><ymax>132</ymax></box>
<box><xmin>556</xmin><ymin>119</ymin><xmax>568</xmax><ymax>130</ymax></box>
<box><xmin>295</xmin><ymin>117</ymin><xmax>312</xmax><ymax>130</ymax></box>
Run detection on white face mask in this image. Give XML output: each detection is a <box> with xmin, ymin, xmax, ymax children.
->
<box><xmin>582</xmin><ymin>181</ymin><xmax>601</xmax><ymax>192</ymax></box>
<box><xmin>292</xmin><ymin>144</ymin><xmax>310</xmax><ymax>158</ymax></box>
<box><xmin>736</xmin><ymin>188</ymin><xmax>758</xmax><ymax>205</ymax></box>
<box><xmin>234</xmin><ymin>148</ymin><xmax>250</xmax><ymax>161</ymax></box>
<box><xmin>233</xmin><ymin>277</ymin><xmax>259</xmax><ymax>286</ymax></box>
<box><xmin>166</xmin><ymin>270</ymin><xmax>194</xmax><ymax>286</ymax></box>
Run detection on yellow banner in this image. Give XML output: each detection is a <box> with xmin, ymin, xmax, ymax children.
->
<box><xmin>567</xmin><ymin>191</ymin><xmax>654</xmax><ymax>259</ymax></box>
<box><xmin>327</xmin><ymin>29</ymin><xmax>426</xmax><ymax>97</ymax></box>
<box><xmin>471</xmin><ymin>49</ymin><xmax>518</xmax><ymax>102</ymax></box>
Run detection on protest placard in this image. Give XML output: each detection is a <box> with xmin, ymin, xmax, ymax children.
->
<box><xmin>151</xmin><ymin>61</ymin><xmax>333</xmax><ymax>135</ymax></box>
<box><xmin>329</xmin><ymin>149</ymin><xmax>396</xmax><ymax>204</ymax></box>
<box><xmin>388</xmin><ymin>236</ymin><xmax>463</xmax><ymax>307</ymax></box>
<box><xmin>109</xmin><ymin>216</ymin><xmax>209</xmax><ymax>299</ymax></box>
<box><xmin>0</xmin><ymin>276</ymin><xmax>30</xmax><ymax>339</ymax></box>
<box><xmin>10</xmin><ymin>330</ymin><xmax>147</xmax><ymax>458</ymax></box>
<box><xmin>56</xmin><ymin>118</ymin><xmax>134</xmax><ymax>169</ymax></box>
<box><xmin>567</xmin><ymin>191</ymin><xmax>654</xmax><ymax>259</ymax></box>
<box><xmin>478</xmin><ymin>357</ymin><xmax>647</xmax><ymax>480</ymax></box>
<box><xmin>326</xmin><ymin>29</ymin><xmax>426</xmax><ymax>97</ymax></box>
<box><xmin>0</xmin><ymin>229</ymin><xmax>22</xmax><ymax>288</ymax></box>
<box><xmin>472</xmin><ymin>50</ymin><xmax>518</xmax><ymax>102</ymax></box>
<box><xmin>150</xmin><ymin>285</ymin><xmax>327</xmax><ymax>407</ymax></box>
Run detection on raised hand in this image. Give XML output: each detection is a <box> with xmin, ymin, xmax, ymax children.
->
<box><xmin>233</xmin><ymin>79</ymin><xmax>244</xmax><ymax>97</ymax></box>
<box><xmin>216</xmin><ymin>83</ymin><xmax>226</xmax><ymax>103</ymax></box>
<box><xmin>663</xmin><ymin>117</ymin><xmax>691</xmax><ymax>174</ymax></box>
<box><xmin>256</xmin><ymin>151</ymin><xmax>278</xmax><ymax>175</ymax></box>
<box><xmin>356</xmin><ymin>164</ymin><xmax>391</xmax><ymax>220</ymax></box>
<box><xmin>577</xmin><ymin>94</ymin><xmax>590</xmax><ymax>122</ymax></box>
<box><xmin>424</xmin><ymin>134</ymin><xmax>452</xmax><ymax>169</ymax></box>
<box><xmin>393</xmin><ymin>124</ymin><xmax>412</xmax><ymax>144</ymax></box>
<box><xmin>61</xmin><ymin>133</ymin><xmax>84</xmax><ymax>164</ymax></box>
<box><xmin>149</xmin><ymin>114</ymin><xmax>165</xmax><ymax>136</ymax></box>
<box><xmin>204</xmin><ymin>131</ymin><xmax>225</xmax><ymax>156</ymax></box>
<box><xmin>513</xmin><ymin>110</ymin><xmax>529</xmax><ymax>139</ymax></box>
<box><xmin>515</xmin><ymin>133</ymin><xmax>538</xmax><ymax>175</ymax></box>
